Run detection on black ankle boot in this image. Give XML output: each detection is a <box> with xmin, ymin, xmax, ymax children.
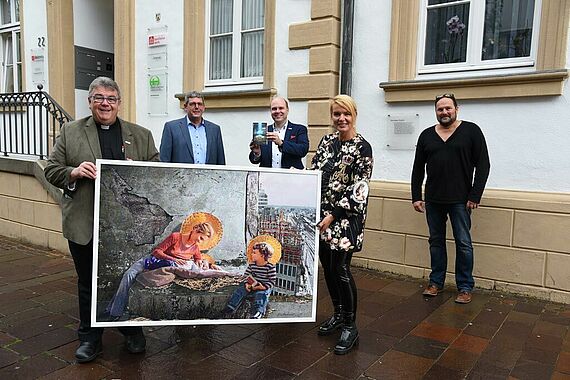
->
<box><xmin>334</xmin><ymin>314</ymin><xmax>358</xmax><ymax>355</ymax></box>
<box><xmin>318</xmin><ymin>313</ymin><xmax>344</xmax><ymax>336</ymax></box>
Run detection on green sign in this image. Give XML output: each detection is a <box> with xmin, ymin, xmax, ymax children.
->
<box><xmin>149</xmin><ymin>75</ymin><xmax>160</xmax><ymax>87</ymax></box>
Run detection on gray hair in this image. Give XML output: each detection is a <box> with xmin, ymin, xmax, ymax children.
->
<box><xmin>184</xmin><ymin>91</ymin><xmax>205</xmax><ymax>105</ymax></box>
<box><xmin>88</xmin><ymin>76</ymin><xmax>121</xmax><ymax>98</ymax></box>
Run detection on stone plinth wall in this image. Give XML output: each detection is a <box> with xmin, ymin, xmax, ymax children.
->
<box><xmin>0</xmin><ymin>158</ymin><xmax>68</xmax><ymax>253</ymax></box>
<box><xmin>2</xmin><ymin>157</ymin><xmax>569</xmax><ymax>304</ymax></box>
<box><xmin>356</xmin><ymin>181</ymin><xmax>570</xmax><ymax>304</ymax></box>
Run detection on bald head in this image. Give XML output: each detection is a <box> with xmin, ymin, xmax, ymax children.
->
<box><xmin>270</xmin><ymin>97</ymin><xmax>289</xmax><ymax>128</ymax></box>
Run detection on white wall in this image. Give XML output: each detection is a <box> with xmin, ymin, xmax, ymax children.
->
<box><xmin>22</xmin><ymin>0</ymin><xmax>48</xmax><ymax>92</ymax></box>
<box><xmin>351</xmin><ymin>1</ymin><xmax>570</xmax><ymax>193</ymax></box>
<box><xmin>134</xmin><ymin>0</ymin><xmax>310</xmax><ymax>167</ymax></box>
<box><xmin>73</xmin><ymin>0</ymin><xmax>114</xmax><ymax>118</ymax></box>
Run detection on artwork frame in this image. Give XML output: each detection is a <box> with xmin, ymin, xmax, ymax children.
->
<box><xmin>91</xmin><ymin>160</ymin><xmax>321</xmax><ymax>327</ymax></box>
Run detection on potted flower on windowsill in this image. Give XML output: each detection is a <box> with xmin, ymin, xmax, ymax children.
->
<box><xmin>443</xmin><ymin>15</ymin><xmax>466</xmax><ymax>63</ymax></box>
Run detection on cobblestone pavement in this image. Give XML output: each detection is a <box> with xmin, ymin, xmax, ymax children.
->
<box><xmin>0</xmin><ymin>236</ymin><xmax>569</xmax><ymax>379</ymax></box>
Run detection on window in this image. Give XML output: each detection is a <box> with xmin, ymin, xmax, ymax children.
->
<box><xmin>206</xmin><ymin>0</ymin><xmax>264</xmax><ymax>85</ymax></box>
<box><xmin>381</xmin><ymin>0</ymin><xmax>568</xmax><ymax>102</ymax></box>
<box><xmin>0</xmin><ymin>0</ymin><xmax>20</xmax><ymax>93</ymax></box>
<box><xmin>420</xmin><ymin>0</ymin><xmax>540</xmax><ymax>73</ymax></box>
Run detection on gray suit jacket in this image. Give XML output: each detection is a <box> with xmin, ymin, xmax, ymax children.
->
<box><xmin>44</xmin><ymin>116</ymin><xmax>159</xmax><ymax>245</ymax></box>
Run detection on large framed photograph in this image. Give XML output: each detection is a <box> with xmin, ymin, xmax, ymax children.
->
<box><xmin>91</xmin><ymin>160</ymin><xmax>321</xmax><ymax>327</ymax></box>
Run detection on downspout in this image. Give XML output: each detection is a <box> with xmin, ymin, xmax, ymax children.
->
<box><xmin>340</xmin><ymin>0</ymin><xmax>355</xmax><ymax>95</ymax></box>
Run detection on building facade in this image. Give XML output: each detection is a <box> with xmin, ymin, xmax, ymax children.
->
<box><xmin>1</xmin><ymin>0</ymin><xmax>569</xmax><ymax>302</ymax></box>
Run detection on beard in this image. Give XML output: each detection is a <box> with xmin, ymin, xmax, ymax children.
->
<box><xmin>438</xmin><ymin>115</ymin><xmax>456</xmax><ymax>127</ymax></box>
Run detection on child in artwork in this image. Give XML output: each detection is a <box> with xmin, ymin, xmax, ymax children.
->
<box><xmin>223</xmin><ymin>235</ymin><xmax>281</xmax><ymax>319</ymax></box>
<box><xmin>105</xmin><ymin>212</ymin><xmax>223</xmax><ymax>319</ymax></box>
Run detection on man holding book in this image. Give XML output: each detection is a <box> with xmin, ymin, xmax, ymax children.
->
<box><xmin>249</xmin><ymin>96</ymin><xmax>309</xmax><ymax>169</ymax></box>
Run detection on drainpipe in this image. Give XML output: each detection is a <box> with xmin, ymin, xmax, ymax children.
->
<box><xmin>340</xmin><ymin>0</ymin><xmax>355</xmax><ymax>95</ymax></box>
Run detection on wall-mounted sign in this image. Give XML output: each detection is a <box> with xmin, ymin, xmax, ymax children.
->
<box><xmin>147</xmin><ymin>32</ymin><xmax>168</xmax><ymax>47</ymax></box>
<box><xmin>386</xmin><ymin>113</ymin><xmax>419</xmax><ymax>150</ymax></box>
<box><xmin>148</xmin><ymin>71</ymin><xmax>168</xmax><ymax>115</ymax></box>
<box><xmin>30</xmin><ymin>48</ymin><xmax>46</xmax><ymax>86</ymax></box>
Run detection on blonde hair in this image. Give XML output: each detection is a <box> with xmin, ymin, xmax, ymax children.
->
<box><xmin>193</xmin><ymin>222</ymin><xmax>214</xmax><ymax>238</ymax></box>
<box><xmin>330</xmin><ymin>94</ymin><xmax>357</xmax><ymax>126</ymax></box>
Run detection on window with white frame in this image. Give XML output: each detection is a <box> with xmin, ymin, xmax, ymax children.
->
<box><xmin>419</xmin><ymin>0</ymin><xmax>540</xmax><ymax>74</ymax></box>
<box><xmin>0</xmin><ymin>0</ymin><xmax>20</xmax><ymax>93</ymax></box>
<box><xmin>207</xmin><ymin>0</ymin><xmax>264</xmax><ymax>85</ymax></box>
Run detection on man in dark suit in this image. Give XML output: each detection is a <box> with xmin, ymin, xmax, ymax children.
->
<box><xmin>249</xmin><ymin>96</ymin><xmax>309</xmax><ymax>169</ymax></box>
<box><xmin>159</xmin><ymin>91</ymin><xmax>225</xmax><ymax>164</ymax></box>
<box><xmin>44</xmin><ymin>77</ymin><xmax>159</xmax><ymax>363</ymax></box>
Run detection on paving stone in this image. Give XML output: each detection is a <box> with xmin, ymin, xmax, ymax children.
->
<box><xmin>422</xmin><ymin>364</ymin><xmax>466</xmax><ymax>380</ymax></box>
<box><xmin>1</xmin><ymin>235</ymin><xmax>569</xmax><ymax>379</ymax></box>
<box><xmin>551</xmin><ymin>371</ymin><xmax>570</xmax><ymax>380</ymax></box>
<box><xmin>9</xmin><ymin>327</ymin><xmax>77</xmax><ymax>356</ymax></box>
<box><xmin>411</xmin><ymin>321</ymin><xmax>462</xmax><ymax>344</ymax></box>
<box><xmin>263</xmin><ymin>341</ymin><xmax>329</xmax><ymax>375</ymax></box>
<box><xmin>556</xmin><ymin>351</ymin><xmax>570</xmax><ymax>374</ymax></box>
<box><xmin>296</xmin><ymin>365</ymin><xmax>348</xmax><ymax>379</ymax></box>
<box><xmin>394</xmin><ymin>335</ymin><xmax>448</xmax><ymax>360</ymax></box>
<box><xmin>313</xmin><ymin>349</ymin><xmax>379</xmax><ymax>379</ymax></box>
<box><xmin>0</xmin><ymin>347</ymin><xmax>20</xmax><ymax>369</ymax></box>
<box><xmin>514</xmin><ymin>301</ymin><xmax>546</xmax><ymax>315</ymax></box>
<box><xmin>510</xmin><ymin>358</ymin><xmax>554</xmax><ymax>380</ymax></box>
<box><xmin>436</xmin><ymin>347</ymin><xmax>479</xmax><ymax>374</ymax></box>
<box><xmin>532</xmin><ymin>320</ymin><xmax>568</xmax><ymax>338</ymax></box>
<box><xmin>5</xmin><ymin>313</ymin><xmax>76</xmax><ymax>340</ymax></box>
<box><xmin>0</xmin><ymin>353</ymin><xmax>67</xmax><ymax>379</ymax></box>
<box><xmin>39</xmin><ymin>362</ymin><xmax>113</xmax><ymax>380</ymax></box>
<box><xmin>365</xmin><ymin>350</ymin><xmax>433</xmax><ymax>379</ymax></box>
<box><xmin>478</xmin><ymin>344</ymin><xmax>522</xmax><ymax>370</ymax></box>
<box><xmin>450</xmin><ymin>333</ymin><xmax>489</xmax><ymax>354</ymax></box>
<box><xmin>218</xmin><ymin>333</ymin><xmax>280</xmax><ymax>366</ymax></box>
<box><xmin>233</xmin><ymin>362</ymin><xmax>295</xmax><ymax>380</ymax></box>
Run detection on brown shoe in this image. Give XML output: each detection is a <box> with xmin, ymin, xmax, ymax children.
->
<box><xmin>455</xmin><ymin>291</ymin><xmax>472</xmax><ymax>304</ymax></box>
<box><xmin>422</xmin><ymin>285</ymin><xmax>439</xmax><ymax>297</ymax></box>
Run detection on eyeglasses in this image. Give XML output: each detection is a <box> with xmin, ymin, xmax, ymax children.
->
<box><xmin>435</xmin><ymin>93</ymin><xmax>455</xmax><ymax>101</ymax></box>
<box><xmin>90</xmin><ymin>95</ymin><xmax>120</xmax><ymax>104</ymax></box>
<box><xmin>187</xmin><ymin>102</ymin><xmax>204</xmax><ymax>108</ymax></box>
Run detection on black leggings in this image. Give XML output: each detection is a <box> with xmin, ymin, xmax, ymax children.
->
<box><xmin>319</xmin><ymin>244</ymin><xmax>357</xmax><ymax>314</ymax></box>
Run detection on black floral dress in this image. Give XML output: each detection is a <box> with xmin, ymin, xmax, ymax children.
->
<box><xmin>311</xmin><ymin>132</ymin><xmax>374</xmax><ymax>252</ymax></box>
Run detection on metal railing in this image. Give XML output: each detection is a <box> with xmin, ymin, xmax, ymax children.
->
<box><xmin>0</xmin><ymin>85</ymin><xmax>73</xmax><ymax>159</ymax></box>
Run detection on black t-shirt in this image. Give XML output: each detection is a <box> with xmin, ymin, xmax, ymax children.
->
<box><xmin>96</xmin><ymin>120</ymin><xmax>124</xmax><ymax>160</ymax></box>
<box><xmin>411</xmin><ymin>120</ymin><xmax>490</xmax><ymax>204</ymax></box>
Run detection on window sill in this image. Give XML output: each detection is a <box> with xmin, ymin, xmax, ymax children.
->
<box><xmin>175</xmin><ymin>88</ymin><xmax>277</xmax><ymax>110</ymax></box>
<box><xmin>379</xmin><ymin>70</ymin><xmax>568</xmax><ymax>103</ymax></box>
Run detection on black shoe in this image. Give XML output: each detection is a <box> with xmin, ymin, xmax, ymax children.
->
<box><xmin>317</xmin><ymin>314</ymin><xmax>344</xmax><ymax>336</ymax></box>
<box><xmin>75</xmin><ymin>340</ymin><xmax>102</xmax><ymax>363</ymax></box>
<box><xmin>334</xmin><ymin>323</ymin><xmax>359</xmax><ymax>355</ymax></box>
<box><xmin>125</xmin><ymin>332</ymin><xmax>146</xmax><ymax>354</ymax></box>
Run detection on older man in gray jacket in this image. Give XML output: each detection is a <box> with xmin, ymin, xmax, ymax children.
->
<box><xmin>45</xmin><ymin>76</ymin><xmax>158</xmax><ymax>363</ymax></box>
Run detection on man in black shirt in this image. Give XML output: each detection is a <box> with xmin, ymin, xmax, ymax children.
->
<box><xmin>411</xmin><ymin>94</ymin><xmax>490</xmax><ymax>304</ymax></box>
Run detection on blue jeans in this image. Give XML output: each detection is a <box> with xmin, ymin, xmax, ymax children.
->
<box><xmin>425</xmin><ymin>202</ymin><xmax>474</xmax><ymax>292</ymax></box>
<box><xmin>106</xmin><ymin>257</ymin><xmax>147</xmax><ymax>317</ymax></box>
<box><xmin>226</xmin><ymin>283</ymin><xmax>272</xmax><ymax>318</ymax></box>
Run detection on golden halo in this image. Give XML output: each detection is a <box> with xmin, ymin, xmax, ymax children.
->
<box><xmin>180</xmin><ymin>212</ymin><xmax>223</xmax><ymax>251</ymax></box>
<box><xmin>246</xmin><ymin>235</ymin><xmax>282</xmax><ymax>265</ymax></box>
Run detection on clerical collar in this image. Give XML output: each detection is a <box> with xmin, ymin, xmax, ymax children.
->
<box><xmin>96</xmin><ymin>119</ymin><xmax>119</xmax><ymax>130</ymax></box>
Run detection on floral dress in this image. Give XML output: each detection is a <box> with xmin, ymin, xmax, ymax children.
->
<box><xmin>311</xmin><ymin>132</ymin><xmax>374</xmax><ymax>252</ymax></box>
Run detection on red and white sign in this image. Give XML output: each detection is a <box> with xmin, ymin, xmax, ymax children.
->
<box><xmin>148</xmin><ymin>33</ymin><xmax>168</xmax><ymax>47</ymax></box>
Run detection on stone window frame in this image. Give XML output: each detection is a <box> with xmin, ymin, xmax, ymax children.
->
<box><xmin>180</xmin><ymin>0</ymin><xmax>276</xmax><ymax>110</ymax></box>
<box><xmin>380</xmin><ymin>0</ymin><xmax>569</xmax><ymax>103</ymax></box>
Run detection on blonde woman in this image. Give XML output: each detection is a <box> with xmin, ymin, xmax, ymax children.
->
<box><xmin>311</xmin><ymin>95</ymin><xmax>374</xmax><ymax>354</ymax></box>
